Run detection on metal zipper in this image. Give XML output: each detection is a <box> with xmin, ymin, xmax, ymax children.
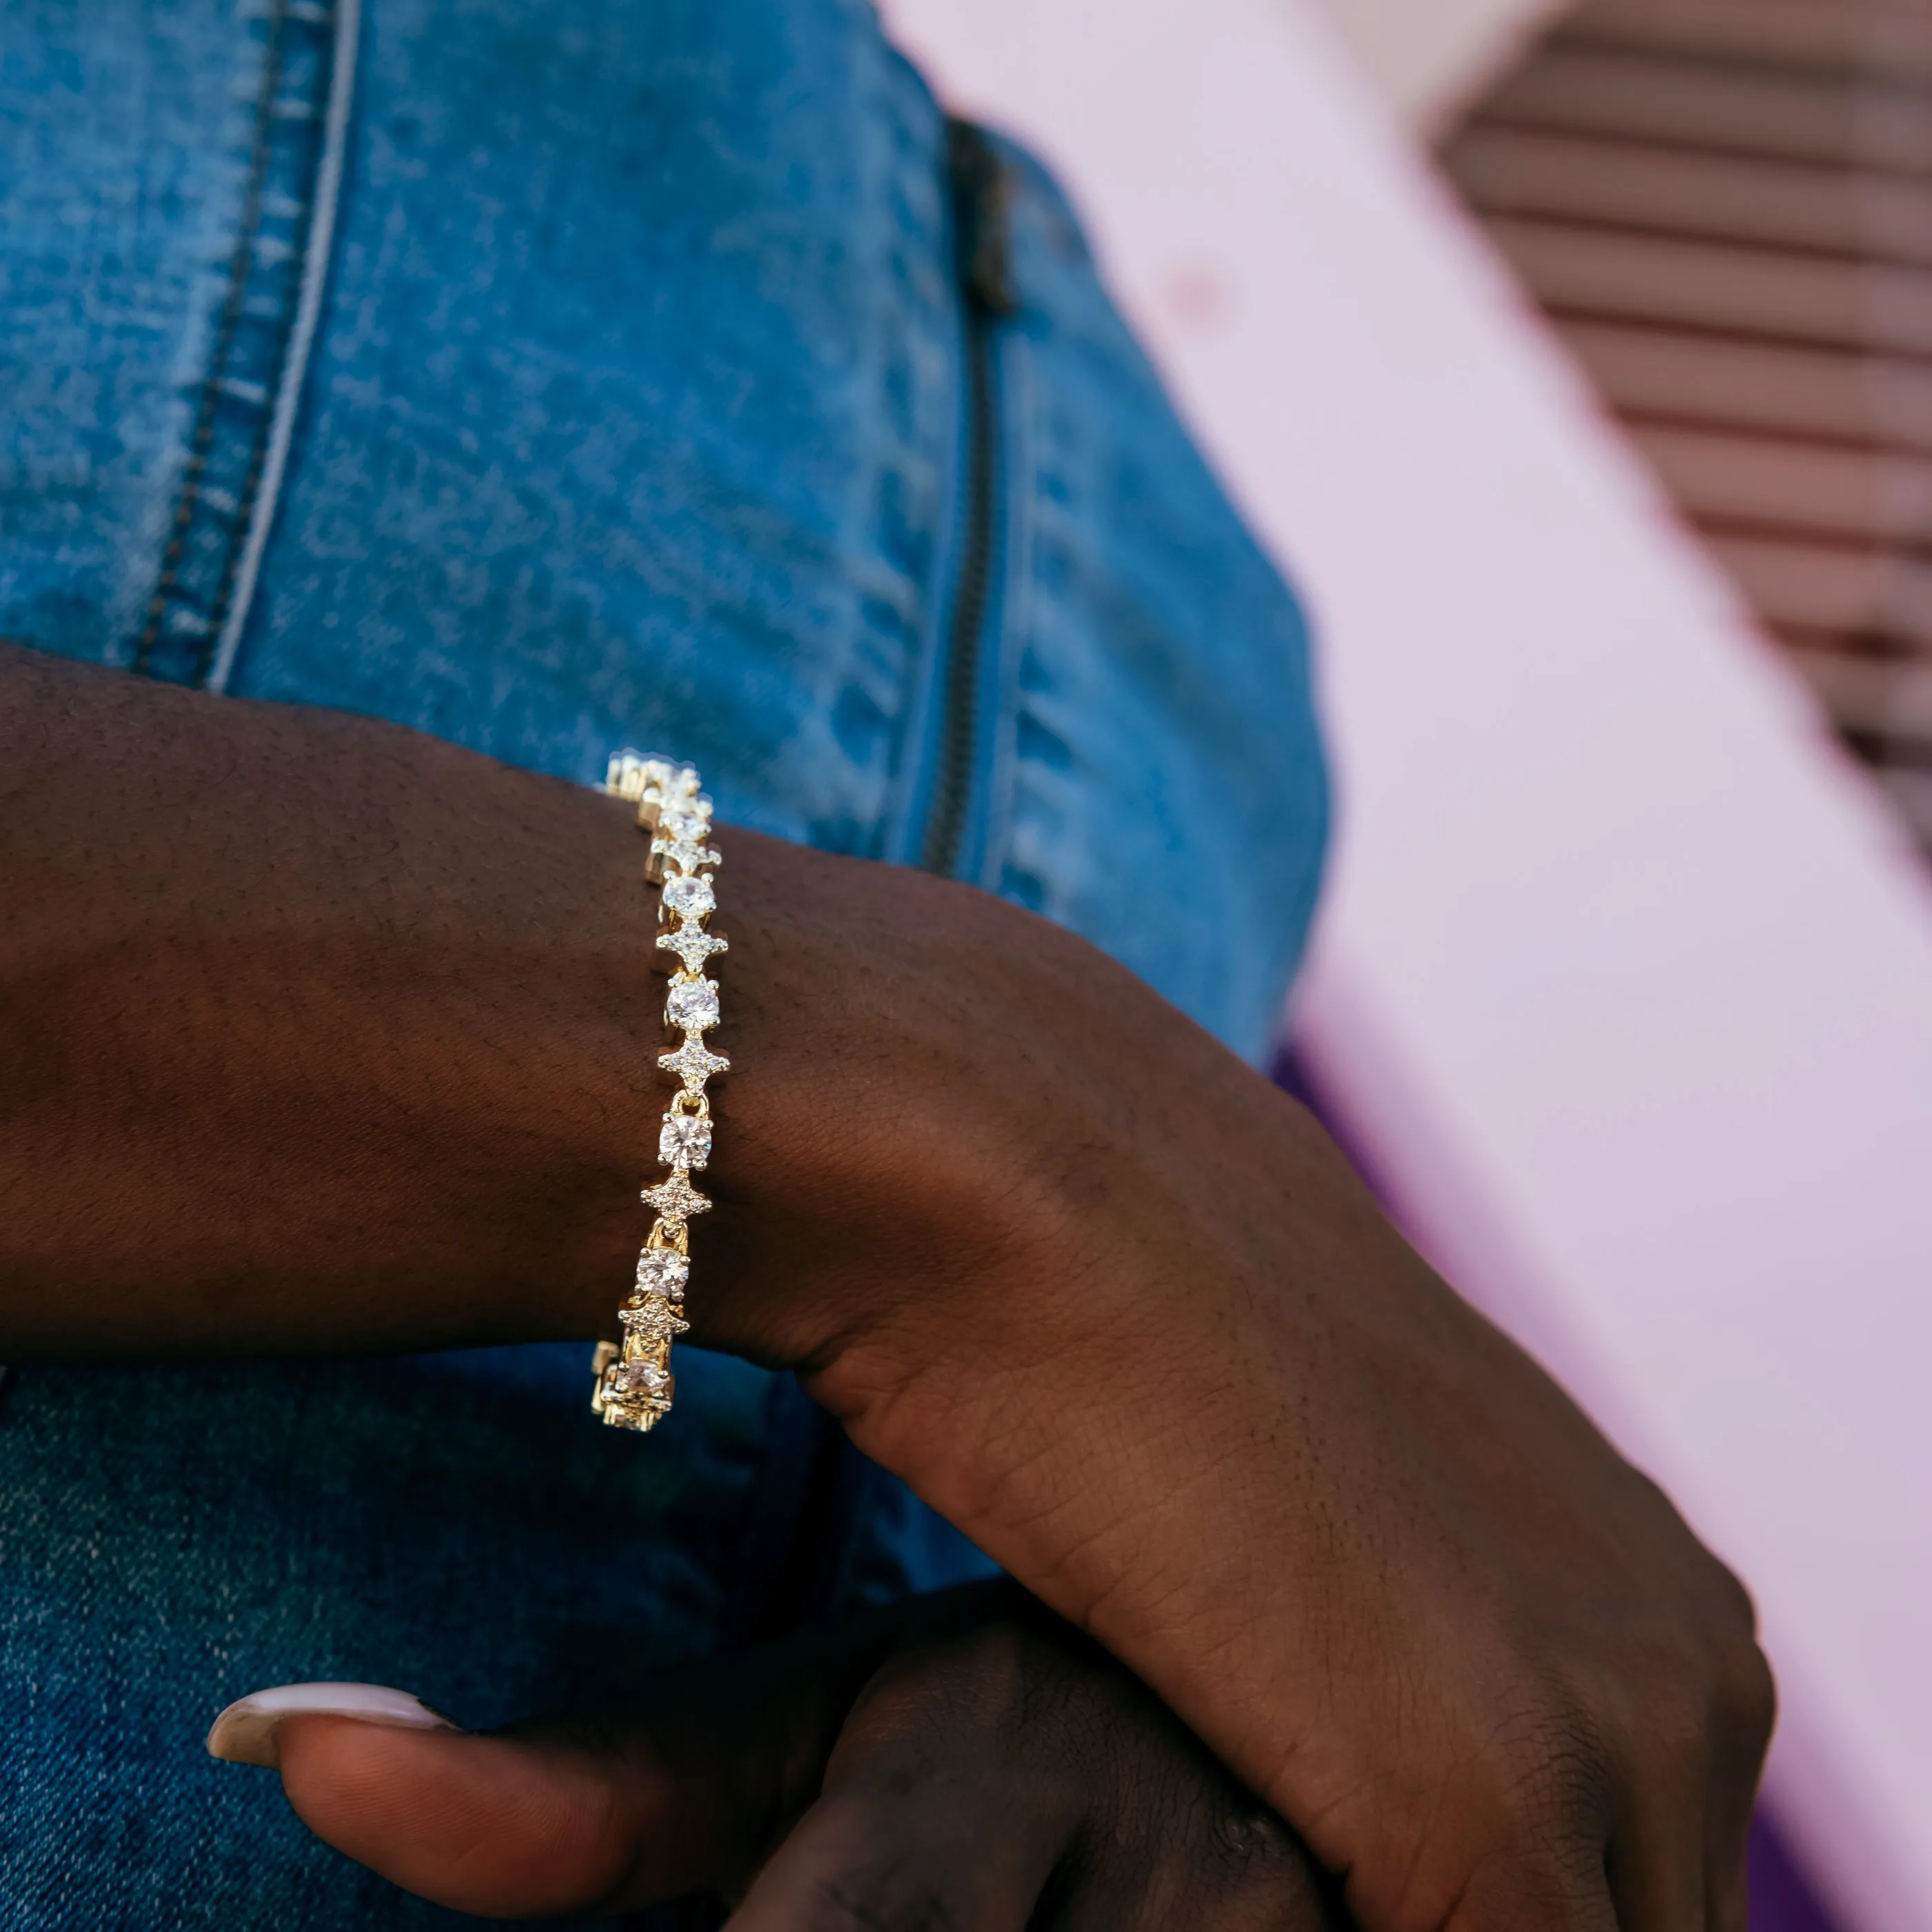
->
<box><xmin>920</xmin><ymin>121</ymin><xmax>1016</xmax><ymax>878</ymax></box>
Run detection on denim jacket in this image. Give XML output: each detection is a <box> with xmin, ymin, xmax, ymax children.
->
<box><xmin>0</xmin><ymin>0</ymin><xmax>1328</xmax><ymax>1922</ymax></box>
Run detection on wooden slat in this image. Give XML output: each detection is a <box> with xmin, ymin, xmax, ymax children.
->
<box><xmin>1555</xmin><ymin>321</ymin><xmax>1932</xmax><ymax>449</ymax></box>
<box><xmin>1874</xmin><ymin>765</ymin><xmax>1932</xmax><ymax>841</ymax></box>
<box><xmin>1560</xmin><ymin>0</ymin><xmax>1932</xmax><ymax>88</ymax></box>
<box><xmin>1443</xmin><ymin>127</ymin><xmax>1932</xmax><ymax>266</ymax></box>
<box><xmin>1786</xmin><ymin>644</ymin><xmax>1932</xmax><ymax>739</ymax></box>
<box><xmin>1625</xmin><ymin>422</ymin><xmax>1932</xmax><ymax>542</ymax></box>
<box><xmin>1481</xmin><ymin>46</ymin><xmax>1932</xmax><ymax>173</ymax></box>
<box><xmin>1449</xmin><ymin>0</ymin><xmax>1932</xmax><ymax>845</ymax></box>
<box><xmin>1704</xmin><ymin>530</ymin><xmax>1932</xmax><ymax>642</ymax></box>
<box><xmin>1486</xmin><ymin>217</ymin><xmax>1932</xmax><ymax>355</ymax></box>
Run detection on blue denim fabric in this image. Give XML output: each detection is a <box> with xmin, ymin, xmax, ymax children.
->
<box><xmin>1</xmin><ymin>0</ymin><xmax>1329</xmax><ymax>1923</ymax></box>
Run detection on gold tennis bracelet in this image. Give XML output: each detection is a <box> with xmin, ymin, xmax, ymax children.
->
<box><xmin>591</xmin><ymin>752</ymin><xmax>727</xmax><ymax>1431</ymax></box>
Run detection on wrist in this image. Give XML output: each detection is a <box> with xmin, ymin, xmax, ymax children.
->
<box><xmin>684</xmin><ymin>834</ymin><xmax>1225</xmax><ymax>1401</ymax></box>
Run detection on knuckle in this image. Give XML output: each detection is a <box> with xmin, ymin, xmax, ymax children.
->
<box><xmin>854</xmin><ymin>1611</ymin><xmax>1134</xmax><ymax>1795</ymax></box>
<box><xmin>1633</xmin><ymin>1643</ymin><xmax>1719</xmax><ymax>1763</ymax></box>
<box><xmin>1125</xmin><ymin>1802</ymin><xmax>1334</xmax><ymax>1932</ymax></box>
<box><xmin>1487</xmin><ymin>1696</ymin><xmax>1616</xmax><ymax>1832</ymax></box>
<box><xmin>1621</xmin><ymin>1579</ymin><xmax>1777</xmax><ymax>1776</ymax></box>
<box><xmin>869</xmin><ymin>1617</ymin><xmax>1058</xmax><ymax>1735</ymax></box>
<box><xmin>1713</xmin><ymin>1630</ymin><xmax>1777</xmax><ymax>1759</ymax></box>
<box><xmin>1452</xmin><ymin>1693</ymin><xmax>1619</xmax><ymax>1902</ymax></box>
<box><xmin>794</xmin><ymin>1866</ymin><xmax>962</xmax><ymax>1932</ymax></box>
<box><xmin>1710</xmin><ymin>1555</ymin><xmax>1762</xmax><ymax>1635</ymax></box>
<box><xmin>1688</xmin><ymin>1552</ymin><xmax>1777</xmax><ymax>1746</ymax></box>
<box><xmin>1211</xmin><ymin>1804</ymin><xmax>1307</xmax><ymax>1885</ymax></box>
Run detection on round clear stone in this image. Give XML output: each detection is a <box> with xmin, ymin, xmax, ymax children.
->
<box><xmin>663</xmin><ymin>874</ymin><xmax>715</xmax><ymax>918</ymax></box>
<box><xmin>636</xmin><ymin>1249</ymin><xmax>690</xmax><ymax>1299</ymax></box>
<box><xmin>659</xmin><ymin>1112</ymin><xmax>713</xmax><ymax>1169</ymax></box>
<box><xmin>665</xmin><ymin>978</ymin><xmax>719</xmax><ymax>1029</ymax></box>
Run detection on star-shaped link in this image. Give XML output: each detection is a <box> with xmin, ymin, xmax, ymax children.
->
<box><xmin>658</xmin><ymin>924</ymin><xmax>729</xmax><ymax>972</ymax></box>
<box><xmin>659</xmin><ymin>1039</ymin><xmax>730</xmax><ymax>1092</ymax></box>
<box><xmin>622</xmin><ymin>1300</ymin><xmax>691</xmax><ymax>1343</ymax></box>
<box><xmin>654</xmin><ymin>836</ymin><xmax>722</xmax><ymax>875</ymax></box>
<box><xmin>642</xmin><ymin>1169</ymin><xmax>711</xmax><ymax>1223</ymax></box>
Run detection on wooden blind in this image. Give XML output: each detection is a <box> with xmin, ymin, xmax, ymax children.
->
<box><xmin>1441</xmin><ymin>0</ymin><xmax>1932</xmax><ymax>851</ymax></box>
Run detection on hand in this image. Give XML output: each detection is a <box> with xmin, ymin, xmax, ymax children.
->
<box><xmin>210</xmin><ymin>1582</ymin><xmax>1343</xmax><ymax>1929</ymax></box>
<box><xmin>3</xmin><ymin>645</ymin><xmax>1773</xmax><ymax>1931</ymax></box>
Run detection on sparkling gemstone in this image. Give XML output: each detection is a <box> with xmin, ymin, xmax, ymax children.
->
<box><xmin>662</xmin><ymin>839</ymin><xmax>719</xmax><ymax>874</ymax></box>
<box><xmin>635</xmin><ymin>1248</ymin><xmax>691</xmax><ymax>1299</ymax></box>
<box><xmin>642</xmin><ymin>1170</ymin><xmax>711</xmax><ymax>1221</ymax></box>
<box><xmin>613</xmin><ymin>1359</ymin><xmax>669</xmax><ymax>1395</ymax></box>
<box><xmin>660</xmin><ymin>1039</ymin><xmax>729</xmax><ymax>1092</ymax></box>
<box><xmin>665</xmin><ymin>978</ymin><xmax>720</xmax><ymax>1031</ymax></box>
<box><xmin>659</xmin><ymin>1111</ymin><xmax>713</xmax><ymax>1169</ymax></box>
<box><xmin>607</xmin><ymin>752</ymin><xmax>678</xmax><ymax>803</ymax></box>
<box><xmin>622</xmin><ymin>1299</ymin><xmax>689</xmax><ymax>1338</ymax></box>
<box><xmin>658</xmin><ymin>925</ymin><xmax>728</xmax><ymax>972</ymax></box>
<box><xmin>663</xmin><ymin>874</ymin><xmax>715</xmax><ymax>919</ymax></box>
<box><xmin>662</xmin><ymin>809</ymin><xmax>710</xmax><ymax>843</ymax></box>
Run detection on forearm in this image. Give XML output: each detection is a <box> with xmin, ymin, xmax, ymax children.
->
<box><xmin>0</xmin><ymin>642</ymin><xmax>1185</xmax><ymax>1372</ymax></box>
<box><xmin>1</xmin><ymin>644</ymin><xmax>661</xmax><ymax>1350</ymax></box>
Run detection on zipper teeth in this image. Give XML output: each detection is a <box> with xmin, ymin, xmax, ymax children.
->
<box><xmin>920</xmin><ymin>304</ymin><xmax>998</xmax><ymax>877</ymax></box>
<box><xmin>921</xmin><ymin>121</ymin><xmax>1011</xmax><ymax>879</ymax></box>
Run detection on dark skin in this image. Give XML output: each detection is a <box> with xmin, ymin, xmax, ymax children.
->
<box><xmin>0</xmin><ymin>642</ymin><xmax>1774</xmax><ymax>1931</ymax></box>
<box><xmin>266</xmin><ymin>1582</ymin><xmax>1348</xmax><ymax>1927</ymax></box>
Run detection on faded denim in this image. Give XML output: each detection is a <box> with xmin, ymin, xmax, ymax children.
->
<box><xmin>0</xmin><ymin>0</ymin><xmax>1329</xmax><ymax>1923</ymax></box>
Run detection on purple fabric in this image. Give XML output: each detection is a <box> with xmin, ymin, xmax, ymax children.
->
<box><xmin>1751</xmin><ymin>1815</ymin><xmax>1841</xmax><ymax>1932</ymax></box>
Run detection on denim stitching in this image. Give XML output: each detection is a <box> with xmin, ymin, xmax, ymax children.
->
<box><xmin>849</xmin><ymin>46</ymin><xmax>955</xmax><ymax>860</ymax></box>
<box><xmin>131</xmin><ymin>0</ymin><xmax>344</xmax><ymax>687</ymax></box>
<box><xmin>206</xmin><ymin>0</ymin><xmax>359</xmax><ymax>695</ymax></box>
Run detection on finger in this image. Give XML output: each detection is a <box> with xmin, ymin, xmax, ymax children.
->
<box><xmin>1704</xmin><ymin>1639</ymin><xmax>1777</xmax><ymax>1932</ymax></box>
<box><xmin>257</xmin><ymin>1624</ymin><xmax>897</xmax><ymax>1920</ymax></box>
<box><xmin>1604</xmin><ymin>1612</ymin><xmax>1774</xmax><ymax>1932</ymax></box>
<box><xmin>273</xmin><ymin>1715</ymin><xmax>670</xmax><ymax>1920</ymax></box>
<box><xmin>724</xmin><ymin>1600</ymin><xmax>1340</xmax><ymax>1932</ymax></box>
<box><xmin>1601</xmin><ymin>1713</ymin><xmax>1707</xmax><ymax>1932</ymax></box>
<box><xmin>725</xmin><ymin>1778</ymin><xmax>1072</xmax><ymax>1932</ymax></box>
<box><xmin>1427</xmin><ymin>1752</ymin><xmax>1620</xmax><ymax>1932</ymax></box>
<box><xmin>1446</xmin><ymin>1856</ymin><xmax>1622</xmax><ymax>1932</ymax></box>
<box><xmin>1053</xmin><ymin>1802</ymin><xmax>1345</xmax><ymax>1932</ymax></box>
<box><xmin>722</xmin><ymin>1614</ymin><xmax>1086</xmax><ymax>1931</ymax></box>
<box><xmin>1608</xmin><ymin>1793</ymin><xmax>1706</xmax><ymax>1932</ymax></box>
<box><xmin>729</xmin><ymin>1744</ymin><xmax>1343</xmax><ymax>1932</ymax></box>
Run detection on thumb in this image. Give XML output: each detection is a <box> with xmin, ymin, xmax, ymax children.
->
<box><xmin>205</xmin><ymin>1633</ymin><xmax>893</xmax><ymax>1919</ymax></box>
<box><xmin>277</xmin><ymin>1711</ymin><xmax>666</xmax><ymax>1918</ymax></box>
<box><xmin>207</xmin><ymin>1684</ymin><xmax>706</xmax><ymax>1918</ymax></box>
